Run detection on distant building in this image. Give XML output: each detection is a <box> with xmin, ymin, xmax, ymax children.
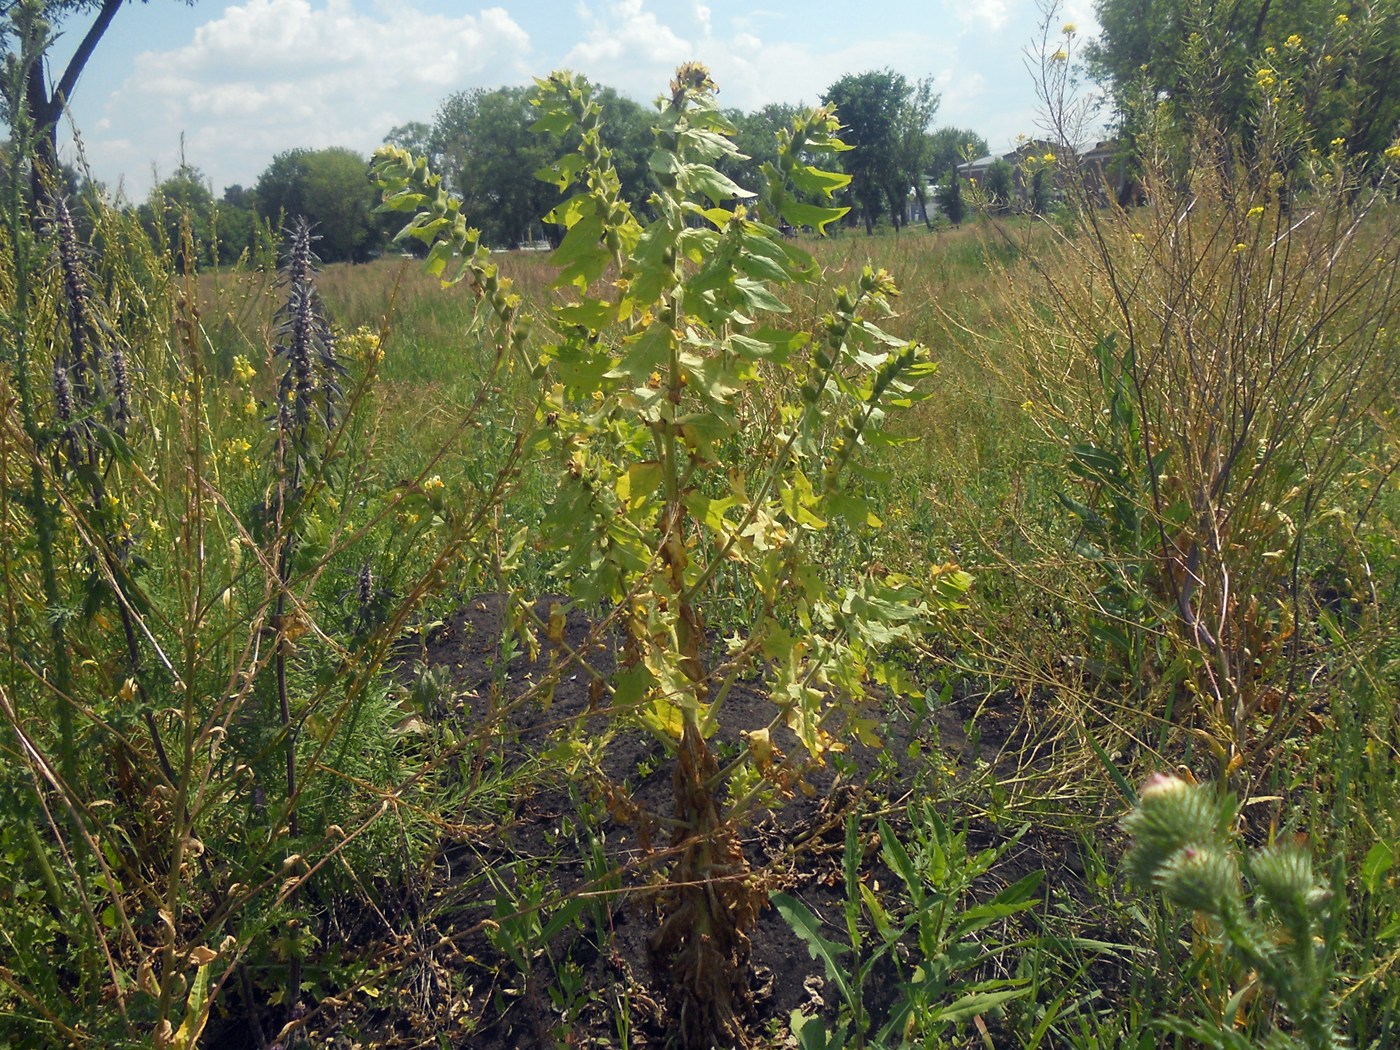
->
<box><xmin>1076</xmin><ymin>140</ymin><xmax>1135</xmax><ymax>204</ymax></box>
<box><xmin>907</xmin><ymin>180</ymin><xmax>943</xmax><ymax>225</ymax></box>
<box><xmin>955</xmin><ymin>139</ymin><xmax>1132</xmax><ymax>207</ymax></box>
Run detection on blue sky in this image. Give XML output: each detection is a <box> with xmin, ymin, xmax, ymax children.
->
<box><xmin>49</xmin><ymin>0</ymin><xmax>1106</xmax><ymax>199</ymax></box>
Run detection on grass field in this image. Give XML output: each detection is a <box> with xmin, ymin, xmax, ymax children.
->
<box><xmin>4</xmin><ymin>144</ymin><xmax>1399</xmax><ymax>1049</ymax></box>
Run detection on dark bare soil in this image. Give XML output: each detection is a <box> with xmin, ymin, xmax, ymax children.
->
<box><xmin>218</xmin><ymin>594</ymin><xmax>1087</xmax><ymax>1050</ymax></box>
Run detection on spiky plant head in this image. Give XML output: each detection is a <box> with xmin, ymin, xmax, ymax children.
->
<box><xmin>670</xmin><ymin>61</ymin><xmax>716</xmax><ymax>105</ymax></box>
<box><xmin>1122</xmin><ymin>775</ymin><xmax>1235</xmax><ymax>887</ymax></box>
<box><xmin>51</xmin><ymin>361</ymin><xmax>75</xmax><ymax>451</ymax></box>
<box><xmin>49</xmin><ymin>194</ymin><xmax>133</xmax><ymax>436</ymax></box>
<box><xmin>52</xmin><ymin>195</ymin><xmax>96</xmax><ymax>396</ymax></box>
<box><xmin>1156</xmin><ymin>845</ymin><xmax>1241</xmax><ymax>918</ymax></box>
<box><xmin>272</xmin><ymin>219</ymin><xmax>344</xmax><ymax>442</ymax></box>
<box><xmin>357</xmin><ymin>561</ymin><xmax>374</xmax><ymax>607</ymax></box>
<box><xmin>107</xmin><ymin>339</ymin><xmax>131</xmax><ymax>433</ymax></box>
<box><xmin>283</xmin><ymin>216</ymin><xmax>318</xmax><ymax>289</ymax></box>
<box><xmin>1250</xmin><ymin>842</ymin><xmax>1327</xmax><ymax>942</ymax></box>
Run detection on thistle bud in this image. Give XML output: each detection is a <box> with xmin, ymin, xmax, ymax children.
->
<box><xmin>1122</xmin><ymin>776</ymin><xmax>1229</xmax><ymax>888</ymax></box>
<box><xmin>1158</xmin><ymin>845</ymin><xmax>1240</xmax><ymax>917</ymax></box>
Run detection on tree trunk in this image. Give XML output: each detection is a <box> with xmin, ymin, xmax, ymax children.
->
<box><xmin>23</xmin><ymin>0</ymin><xmax>126</xmax><ymax>205</ymax></box>
<box><xmin>914</xmin><ymin>182</ymin><xmax>933</xmax><ymax>228</ymax></box>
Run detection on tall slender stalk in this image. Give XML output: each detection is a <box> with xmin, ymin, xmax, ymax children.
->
<box><xmin>1</xmin><ymin>9</ymin><xmax>76</xmax><ymax>784</ymax></box>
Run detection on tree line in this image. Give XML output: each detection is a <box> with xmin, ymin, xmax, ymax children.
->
<box><xmin>57</xmin><ymin>69</ymin><xmax>989</xmax><ymax>265</ymax></box>
<box><xmin>378</xmin><ymin>71</ymin><xmax>990</xmax><ymax>249</ymax></box>
<box><xmin>10</xmin><ymin>0</ymin><xmax>1397</xmax><ymax>268</ymax></box>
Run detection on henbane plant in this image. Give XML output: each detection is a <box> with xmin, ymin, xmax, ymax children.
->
<box><xmin>377</xmin><ymin>63</ymin><xmax>966</xmax><ymax>1048</ymax></box>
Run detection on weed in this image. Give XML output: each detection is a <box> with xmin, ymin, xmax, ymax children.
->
<box><xmin>778</xmin><ymin>804</ymin><xmax>1042</xmax><ymax>1048</ymax></box>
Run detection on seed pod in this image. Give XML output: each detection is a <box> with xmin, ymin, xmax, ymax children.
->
<box><xmin>53</xmin><ymin>363</ymin><xmax>74</xmax><ymax>425</ymax></box>
<box><xmin>357</xmin><ymin>562</ymin><xmax>374</xmax><ymax>609</ymax></box>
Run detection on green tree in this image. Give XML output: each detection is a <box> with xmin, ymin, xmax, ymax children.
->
<box><xmin>138</xmin><ymin>162</ymin><xmax>215</xmax><ymax>266</ymax></box>
<box><xmin>1029</xmin><ymin>166</ymin><xmax>1052</xmax><ymax>214</ymax></box>
<box><xmin>382</xmin><ymin>120</ymin><xmax>433</xmax><ymax>160</ymax></box>
<box><xmin>214</xmin><ymin>184</ymin><xmax>266</xmax><ymax>265</ymax></box>
<box><xmin>823</xmin><ymin>69</ymin><xmax>908</xmax><ymax>233</ymax></box>
<box><xmin>428</xmin><ymin>83</ymin><xmax>653</xmax><ymax>248</ymax></box>
<box><xmin>983</xmin><ymin>158</ymin><xmax>1014</xmax><ymax>214</ymax></box>
<box><xmin>926</xmin><ymin>126</ymin><xmax>988</xmax><ymax>180</ymax></box>
<box><xmin>1086</xmin><ymin>0</ymin><xmax>1400</xmax><ymax>172</ymax></box>
<box><xmin>823</xmin><ymin>70</ymin><xmax>937</xmax><ymax>234</ymax></box>
<box><xmin>896</xmin><ymin>77</ymin><xmax>941</xmax><ymax>228</ymax></box>
<box><xmin>429</xmin><ymin>86</ymin><xmax>560</xmax><ymax>248</ymax></box>
<box><xmin>938</xmin><ymin>166</ymin><xmax>966</xmax><ymax>225</ymax></box>
<box><xmin>255</xmin><ymin>150</ymin><xmax>310</xmax><ymax>224</ymax></box>
<box><xmin>594</xmin><ymin>86</ymin><xmax>654</xmax><ymax>210</ymax></box>
<box><xmin>722</xmin><ymin>101</ymin><xmax>803</xmax><ymax>191</ymax></box>
<box><xmin>254</xmin><ymin>147</ymin><xmax>378</xmax><ymax>262</ymax></box>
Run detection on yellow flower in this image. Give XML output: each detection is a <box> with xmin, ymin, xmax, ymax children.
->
<box><xmin>1131</xmin><ymin>232</ymin><xmax>1145</xmax><ymax>241</ymax></box>
<box><xmin>231</xmin><ymin>354</ymin><xmax>257</xmax><ymax>382</ymax></box>
<box><xmin>1233</xmin><ymin>242</ymin><xmax>1249</xmax><ymax>253</ymax></box>
<box><xmin>1042</xmin><ymin>151</ymin><xmax>1056</xmax><ymax>164</ymax></box>
<box><xmin>1020</xmin><ymin>399</ymin><xmax>1035</xmax><ymax>412</ymax></box>
<box><xmin>423</xmin><ymin>475</ymin><xmax>445</xmax><ymax>494</ymax></box>
<box><xmin>1255</xmin><ymin>67</ymin><xmax>1277</xmax><ymax>89</ymax></box>
<box><xmin>243</xmin><ymin>396</ymin><xmax>258</xmax><ymax>418</ymax></box>
<box><xmin>1334</xmin><ymin>13</ymin><xmax>1348</xmax><ymax>25</ymax></box>
<box><xmin>342</xmin><ymin>326</ymin><xmax>384</xmax><ymax>363</ymax></box>
<box><xmin>1285</xmin><ymin>33</ymin><xmax>1303</xmax><ymax>48</ymax></box>
<box><xmin>1062</xmin><ymin>22</ymin><xmax>1077</xmax><ymax>33</ymax></box>
<box><xmin>1384</xmin><ymin>142</ymin><xmax>1400</xmax><ymax>164</ymax></box>
<box><xmin>1051</xmin><ymin>48</ymin><xmax>1069</xmax><ymax>61</ymax></box>
<box><xmin>1247</xmin><ymin>205</ymin><xmax>1265</xmax><ymax>218</ymax></box>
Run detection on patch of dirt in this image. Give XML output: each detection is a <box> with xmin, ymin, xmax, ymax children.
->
<box><xmin>222</xmin><ymin>594</ymin><xmax>1088</xmax><ymax>1050</ymax></box>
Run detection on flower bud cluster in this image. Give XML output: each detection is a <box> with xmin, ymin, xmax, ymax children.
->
<box><xmin>1123</xmin><ymin>774</ymin><xmax>1345</xmax><ymax>1048</ymax></box>
<box><xmin>273</xmin><ymin>219</ymin><xmax>344</xmax><ymax>443</ymax></box>
<box><xmin>51</xmin><ymin>196</ymin><xmax>133</xmax><ymax>439</ymax></box>
<box><xmin>1123</xmin><ymin>775</ymin><xmax>1252</xmax><ymax>926</ymax></box>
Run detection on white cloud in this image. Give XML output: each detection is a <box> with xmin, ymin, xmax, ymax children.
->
<box><xmin>565</xmin><ymin>0</ymin><xmax>692</xmax><ymax>73</ymax></box>
<box><xmin>85</xmin><ymin>0</ymin><xmax>532</xmax><ymax>195</ymax></box>
<box><xmin>559</xmin><ymin>0</ymin><xmax>958</xmax><ymax>117</ymax></box>
<box><xmin>955</xmin><ymin>0</ymin><xmax>1010</xmax><ymax>31</ymax></box>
